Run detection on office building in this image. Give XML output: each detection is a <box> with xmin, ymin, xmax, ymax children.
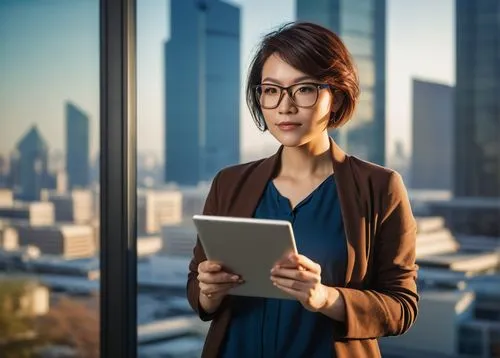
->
<box><xmin>161</xmin><ymin>221</ymin><xmax>198</xmax><ymax>257</ymax></box>
<box><xmin>0</xmin><ymin>202</ymin><xmax>54</xmax><ymax>226</ymax></box>
<box><xmin>137</xmin><ymin>189</ymin><xmax>182</xmax><ymax>235</ymax></box>
<box><xmin>0</xmin><ymin>222</ymin><xmax>18</xmax><ymax>251</ymax></box>
<box><xmin>455</xmin><ymin>0</ymin><xmax>500</xmax><ymax>199</ymax></box>
<box><xmin>12</xmin><ymin>125</ymin><xmax>50</xmax><ymax>201</ymax></box>
<box><xmin>179</xmin><ymin>184</ymin><xmax>210</xmax><ymax>219</ymax></box>
<box><xmin>411</xmin><ymin>79</ymin><xmax>454</xmax><ymax>190</ymax></box>
<box><xmin>0</xmin><ymin>154</ymin><xmax>9</xmax><ymax>187</ymax></box>
<box><xmin>165</xmin><ymin>0</ymin><xmax>240</xmax><ymax>185</ymax></box>
<box><xmin>14</xmin><ymin>222</ymin><xmax>96</xmax><ymax>259</ymax></box>
<box><xmin>296</xmin><ymin>0</ymin><xmax>386</xmax><ymax>165</ymax></box>
<box><xmin>0</xmin><ymin>189</ymin><xmax>14</xmax><ymax>207</ymax></box>
<box><xmin>66</xmin><ymin>102</ymin><xmax>90</xmax><ymax>189</ymax></box>
<box><xmin>41</xmin><ymin>189</ymin><xmax>94</xmax><ymax>224</ymax></box>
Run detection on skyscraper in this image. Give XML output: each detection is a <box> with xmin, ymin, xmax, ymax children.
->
<box><xmin>0</xmin><ymin>154</ymin><xmax>9</xmax><ymax>187</ymax></box>
<box><xmin>164</xmin><ymin>0</ymin><xmax>240</xmax><ymax>186</ymax></box>
<box><xmin>13</xmin><ymin>125</ymin><xmax>49</xmax><ymax>201</ymax></box>
<box><xmin>66</xmin><ymin>102</ymin><xmax>90</xmax><ymax>189</ymax></box>
<box><xmin>455</xmin><ymin>0</ymin><xmax>500</xmax><ymax>198</ymax></box>
<box><xmin>296</xmin><ymin>0</ymin><xmax>386</xmax><ymax>165</ymax></box>
<box><xmin>411</xmin><ymin>79</ymin><xmax>454</xmax><ymax>190</ymax></box>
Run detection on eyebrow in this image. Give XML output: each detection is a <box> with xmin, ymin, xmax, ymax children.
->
<box><xmin>261</xmin><ymin>75</ymin><xmax>316</xmax><ymax>84</ymax></box>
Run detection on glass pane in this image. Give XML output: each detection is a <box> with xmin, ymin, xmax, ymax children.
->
<box><xmin>136</xmin><ymin>1</ymin><xmax>500</xmax><ymax>358</ymax></box>
<box><xmin>136</xmin><ymin>1</ymin><xmax>293</xmax><ymax>357</ymax></box>
<box><xmin>136</xmin><ymin>1</ymin><xmax>208</xmax><ymax>357</ymax></box>
<box><xmin>0</xmin><ymin>1</ymin><xmax>100</xmax><ymax>357</ymax></box>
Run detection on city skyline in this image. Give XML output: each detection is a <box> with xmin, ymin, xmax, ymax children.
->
<box><xmin>1</xmin><ymin>3</ymin><xmax>500</xmax><ymax>357</ymax></box>
<box><xmin>0</xmin><ymin>0</ymin><xmax>454</xmax><ymax>162</ymax></box>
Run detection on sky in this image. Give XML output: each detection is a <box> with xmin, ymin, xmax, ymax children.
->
<box><xmin>0</xmin><ymin>0</ymin><xmax>454</xmax><ymax>162</ymax></box>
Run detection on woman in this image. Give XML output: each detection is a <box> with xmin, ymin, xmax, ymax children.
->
<box><xmin>187</xmin><ymin>22</ymin><xmax>418</xmax><ymax>358</ymax></box>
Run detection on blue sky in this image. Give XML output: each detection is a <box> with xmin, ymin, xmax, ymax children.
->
<box><xmin>0</xmin><ymin>0</ymin><xmax>454</xmax><ymax>161</ymax></box>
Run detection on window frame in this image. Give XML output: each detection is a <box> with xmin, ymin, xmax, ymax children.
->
<box><xmin>99</xmin><ymin>0</ymin><xmax>138</xmax><ymax>357</ymax></box>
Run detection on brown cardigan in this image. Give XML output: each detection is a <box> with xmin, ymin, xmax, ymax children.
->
<box><xmin>187</xmin><ymin>138</ymin><xmax>419</xmax><ymax>358</ymax></box>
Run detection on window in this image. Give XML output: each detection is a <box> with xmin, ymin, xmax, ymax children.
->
<box><xmin>0</xmin><ymin>1</ymin><xmax>100</xmax><ymax>356</ymax></box>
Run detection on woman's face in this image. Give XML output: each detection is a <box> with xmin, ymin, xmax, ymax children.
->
<box><xmin>259</xmin><ymin>54</ymin><xmax>336</xmax><ymax>147</ymax></box>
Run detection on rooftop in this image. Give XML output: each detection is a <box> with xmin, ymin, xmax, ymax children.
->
<box><xmin>418</xmin><ymin>251</ymin><xmax>500</xmax><ymax>272</ymax></box>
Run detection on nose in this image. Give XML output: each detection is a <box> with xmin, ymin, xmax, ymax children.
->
<box><xmin>278</xmin><ymin>90</ymin><xmax>297</xmax><ymax>114</ymax></box>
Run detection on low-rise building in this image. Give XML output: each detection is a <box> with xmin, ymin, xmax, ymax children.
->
<box><xmin>161</xmin><ymin>220</ymin><xmax>197</xmax><ymax>257</ymax></box>
<box><xmin>137</xmin><ymin>189</ymin><xmax>182</xmax><ymax>235</ymax></box>
<box><xmin>0</xmin><ymin>201</ymin><xmax>54</xmax><ymax>226</ymax></box>
<box><xmin>41</xmin><ymin>189</ymin><xmax>94</xmax><ymax>224</ymax></box>
<box><xmin>13</xmin><ymin>222</ymin><xmax>96</xmax><ymax>259</ymax></box>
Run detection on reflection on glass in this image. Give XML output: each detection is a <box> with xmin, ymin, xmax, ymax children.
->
<box><xmin>0</xmin><ymin>1</ymin><xmax>100</xmax><ymax>357</ymax></box>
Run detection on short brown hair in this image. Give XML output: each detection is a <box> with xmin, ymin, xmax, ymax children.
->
<box><xmin>246</xmin><ymin>21</ymin><xmax>360</xmax><ymax>131</ymax></box>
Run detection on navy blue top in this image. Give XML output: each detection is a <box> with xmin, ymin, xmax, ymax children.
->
<box><xmin>220</xmin><ymin>175</ymin><xmax>347</xmax><ymax>358</ymax></box>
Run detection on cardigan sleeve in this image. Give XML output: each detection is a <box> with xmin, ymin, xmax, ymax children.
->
<box><xmin>334</xmin><ymin>172</ymin><xmax>419</xmax><ymax>339</ymax></box>
<box><xmin>186</xmin><ymin>171</ymin><xmax>231</xmax><ymax>321</ymax></box>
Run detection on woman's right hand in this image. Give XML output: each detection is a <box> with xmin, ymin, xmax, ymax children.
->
<box><xmin>197</xmin><ymin>260</ymin><xmax>243</xmax><ymax>310</ymax></box>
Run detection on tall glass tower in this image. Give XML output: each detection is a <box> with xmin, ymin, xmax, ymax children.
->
<box><xmin>164</xmin><ymin>0</ymin><xmax>240</xmax><ymax>185</ymax></box>
<box><xmin>454</xmin><ymin>0</ymin><xmax>500</xmax><ymax>198</ymax></box>
<box><xmin>296</xmin><ymin>0</ymin><xmax>386</xmax><ymax>165</ymax></box>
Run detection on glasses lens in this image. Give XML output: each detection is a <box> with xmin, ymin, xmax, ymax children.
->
<box><xmin>257</xmin><ymin>84</ymin><xmax>281</xmax><ymax>108</ymax></box>
<box><xmin>291</xmin><ymin>84</ymin><xmax>318</xmax><ymax>107</ymax></box>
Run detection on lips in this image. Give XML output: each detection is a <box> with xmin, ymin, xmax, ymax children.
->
<box><xmin>277</xmin><ymin>122</ymin><xmax>302</xmax><ymax>131</ymax></box>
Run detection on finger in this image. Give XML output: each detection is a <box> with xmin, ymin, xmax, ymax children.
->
<box><xmin>271</xmin><ymin>267</ymin><xmax>319</xmax><ymax>283</ymax></box>
<box><xmin>274</xmin><ymin>262</ymin><xmax>304</xmax><ymax>270</ymax></box>
<box><xmin>272</xmin><ymin>282</ymin><xmax>306</xmax><ymax>301</ymax></box>
<box><xmin>198</xmin><ymin>271</ymin><xmax>241</xmax><ymax>284</ymax></box>
<box><xmin>292</xmin><ymin>254</ymin><xmax>321</xmax><ymax>274</ymax></box>
<box><xmin>200</xmin><ymin>281</ymin><xmax>242</xmax><ymax>297</ymax></box>
<box><xmin>270</xmin><ymin>275</ymin><xmax>312</xmax><ymax>291</ymax></box>
<box><xmin>274</xmin><ymin>250</ymin><xmax>297</xmax><ymax>266</ymax></box>
<box><xmin>199</xmin><ymin>261</ymin><xmax>222</xmax><ymax>273</ymax></box>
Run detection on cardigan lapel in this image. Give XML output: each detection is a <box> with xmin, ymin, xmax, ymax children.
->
<box><xmin>229</xmin><ymin>145</ymin><xmax>282</xmax><ymax>218</ymax></box>
<box><xmin>328</xmin><ymin>138</ymin><xmax>362</xmax><ymax>286</ymax></box>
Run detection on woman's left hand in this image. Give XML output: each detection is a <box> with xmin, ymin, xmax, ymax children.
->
<box><xmin>270</xmin><ymin>253</ymin><xmax>329</xmax><ymax>312</ymax></box>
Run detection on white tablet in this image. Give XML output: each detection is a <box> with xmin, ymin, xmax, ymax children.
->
<box><xmin>192</xmin><ymin>214</ymin><xmax>298</xmax><ymax>300</ymax></box>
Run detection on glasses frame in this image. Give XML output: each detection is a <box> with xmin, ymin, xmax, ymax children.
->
<box><xmin>254</xmin><ymin>82</ymin><xmax>331</xmax><ymax>109</ymax></box>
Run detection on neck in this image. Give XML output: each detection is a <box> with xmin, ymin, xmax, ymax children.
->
<box><xmin>279</xmin><ymin>133</ymin><xmax>333</xmax><ymax>178</ymax></box>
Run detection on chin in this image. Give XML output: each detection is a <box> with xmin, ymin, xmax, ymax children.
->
<box><xmin>270</xmin><ymin>130</ymin><xmax>310</xmax><ymax>148</ymax></box>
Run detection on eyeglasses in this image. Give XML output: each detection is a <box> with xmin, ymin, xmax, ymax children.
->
<box><xmin>254</xmin><ymin>82</ymin><xmax>331</xmax><ymax>109</ymax></box>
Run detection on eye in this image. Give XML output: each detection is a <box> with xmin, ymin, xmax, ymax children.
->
<box><xmin>296</xmin><ymin>84</ymin><xmax>316</xmax><ymax>94</ymax></box>
<box><xmin>262</xmin><ymin>85</ymin><xmax>279</xmax><ymax>95</ymax></box>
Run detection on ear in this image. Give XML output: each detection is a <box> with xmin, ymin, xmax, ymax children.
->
<box><xmin>331</xmin><ymin>91</ymin><xmax>344</xmax><ymax>114</ymax></box>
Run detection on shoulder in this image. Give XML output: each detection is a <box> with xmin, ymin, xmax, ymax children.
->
<box><xmin>206</xmin><ymin>158</ymin><xmax>272</xmax><ymax>214</ymax></box>
<box><xmin>347</xmin><ymin>155</ymin><xmax>408</xmax><ymax>197</ymax></box>
<box><xmin>212</xmin><ymin>156</ymin><xmax>272</xmax><ymax>189</ymax></box>
<box><xmin>347</xmin><ymin>156</ymin><xmax>413</xmax><ymax>228</ymax></box>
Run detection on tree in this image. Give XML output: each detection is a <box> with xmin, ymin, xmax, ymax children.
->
<box><xmin>0</xmin><ymin>278</ymin><xmax>45</xmax><ymax>358</ymax></box>
<box><xmin>38</xmin><ymin>295</ymin><xmax>100</xmax><ymax>358</ymax></box>
<box><xmin>0</xmin><ymin>278</ymin><xmax>100</xmax><ymax>358</ymax></box>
